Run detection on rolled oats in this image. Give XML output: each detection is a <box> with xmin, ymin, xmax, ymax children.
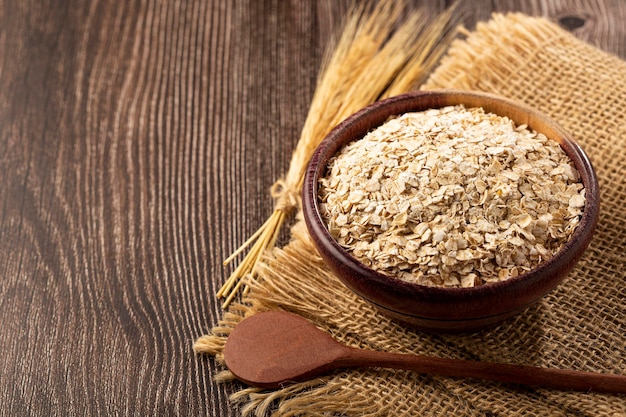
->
<box><xmin>319</xmin><ymin>105</ymin><xmax>585</xmax><ymax>287</ymax></box>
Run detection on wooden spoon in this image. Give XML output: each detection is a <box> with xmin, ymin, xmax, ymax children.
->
<box><xmin>223</xmin><ymin>311</ymin><xmax>626</xmax><ymax>393</ymax></box>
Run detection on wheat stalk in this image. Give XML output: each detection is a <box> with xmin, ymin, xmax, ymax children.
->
<box><xmin>218</xmin><ymin>1</ymin><xmax>463</xmax><ymax>307</ymax></box>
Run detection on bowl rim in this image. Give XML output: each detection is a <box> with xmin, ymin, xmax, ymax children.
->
<box><xmin>302</xmin><ymin>89</ymin><xmax>600</xmax><ymax>315</ymax></box>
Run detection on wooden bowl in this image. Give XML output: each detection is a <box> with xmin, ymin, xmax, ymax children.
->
<box><xmin>302</xmin><ymin>90</ymin><xmax>600</xmax><ymax>333</ymax></box>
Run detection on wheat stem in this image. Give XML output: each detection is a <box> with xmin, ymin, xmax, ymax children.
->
<box><xmin>217</xmin><ymin>1</ymin><xmax>463</xmax><ymax>307</ymax></box>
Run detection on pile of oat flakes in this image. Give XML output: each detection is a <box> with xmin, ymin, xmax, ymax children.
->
<box><xmin>318</xmin><ymin>105</ymin><xmax>585</xmax><ymax>287</ymax></box>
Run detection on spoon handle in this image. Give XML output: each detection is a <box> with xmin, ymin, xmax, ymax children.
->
<box><xmin>341</xmin><ymin>347</ymin><xmax>626</xmax><ymax>394</ymax></box>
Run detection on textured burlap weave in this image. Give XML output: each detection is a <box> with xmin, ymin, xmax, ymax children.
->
<box><xmin>197</xmin><ymin>13</ymin><xmax>626</xmax><ymax>416</ymax></box>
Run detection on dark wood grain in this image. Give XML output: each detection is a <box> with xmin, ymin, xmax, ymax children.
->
<box><xmin>0</xmin><ymin>1</ymin><xmax>624</xmax><ymax>416</ymax></box>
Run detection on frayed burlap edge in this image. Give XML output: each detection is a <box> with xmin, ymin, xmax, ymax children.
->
<box><xmin>421</xmin><ymin>13</ymin><xmax>569</xmax><ymax>92</ymax></box>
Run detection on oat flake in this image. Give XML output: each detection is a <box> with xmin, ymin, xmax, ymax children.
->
<box><xmin>319</xmin><ymin>105</ymin><xmax>585</xmax><ymax>288</ymax></box>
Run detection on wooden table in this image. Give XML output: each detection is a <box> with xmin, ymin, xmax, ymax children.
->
<box><xmin>1</xmin><ymin>1</ymin><xmax>624</xmax><ymax>415</ymax></box>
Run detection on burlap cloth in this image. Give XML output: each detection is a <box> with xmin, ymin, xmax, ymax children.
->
<box><xmin>197</xmin><ymin>13</ymin><xmax>626</xmax><ymax>416</ymax></box>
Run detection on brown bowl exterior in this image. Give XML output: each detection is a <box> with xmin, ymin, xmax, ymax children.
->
<box><xmin>302</xmin><ymin>90</ymin><xmax>600</xmax><ymax>332</ymax></box>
